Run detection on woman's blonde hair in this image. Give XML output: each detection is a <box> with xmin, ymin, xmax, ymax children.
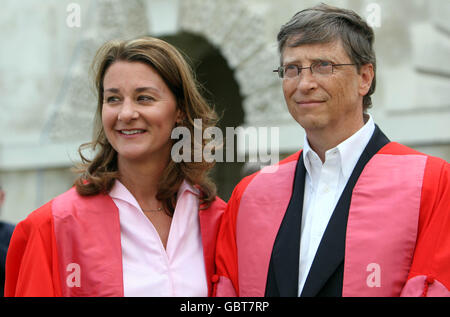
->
<box><xmin>74</xmin><ymin>36</ymin><xmax>219</xmax><ymax>215</ymax></box>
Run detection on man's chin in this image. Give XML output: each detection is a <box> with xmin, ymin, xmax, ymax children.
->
<box><xmin>294</xmin><ymin>116</ymin><xmax>327</xmax><ymax>132</ymax></box>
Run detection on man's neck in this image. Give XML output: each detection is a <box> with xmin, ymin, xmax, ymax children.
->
<box><xmin>306</xmin><ymin>115</ymin><xmax>367</xmax><ymax>163</ymax></box>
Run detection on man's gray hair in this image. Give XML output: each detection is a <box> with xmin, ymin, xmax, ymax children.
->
<box><xmin>277</xmin><ymin>3</ymin><xmax>376</xmax><ymax>110</ymax></box>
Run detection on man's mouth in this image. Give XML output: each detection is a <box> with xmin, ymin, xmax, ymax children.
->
<box><xmin>297</xmin><ymin>100</ymin><xmax>325</xmax><ymax>105</ymax></box>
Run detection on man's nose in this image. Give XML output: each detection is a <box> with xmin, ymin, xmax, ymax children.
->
<box><xmin>296</xmin><ymin>70</ymin><xmax>318</xmax><ymax>93</ymax></box>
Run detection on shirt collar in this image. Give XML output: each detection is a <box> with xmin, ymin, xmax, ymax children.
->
<box><xmin>337</xmin><ymin>114</ymin><xmax>375</xmax><ymax>179</ymax></box>
<box><xmin>302</xmin><ymin>136</ymin><xmax>319</xmax><ymax>183</ymax></box>
<box><xmin>109</xmin><ymin>179</ymin><xmax>141</xmax><ymax>210</ymax></box>
<box><xmin>109</xmin><ymin>179</ymin><xmax>200</xmax><ymax>209</ymax></box>
<box><xmin>177</xmin><ymin>179</ymin><xmax>201</xmax><ymax>198</ymax></box>
<box><xmin>302</xmin><ymin>114</ymin><xmax>375</xmax><ymax>180</ymax></box>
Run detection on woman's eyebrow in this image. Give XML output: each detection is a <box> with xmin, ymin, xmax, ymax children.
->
<box><xmin>104</xmin><ymin>88</ymin><xmax>120</xmax><ymax>93</ymax></box>
<box><xmin>135</xmin><ymin>87</ymin><xmax>161</xmax><ymax>94</ymax></box>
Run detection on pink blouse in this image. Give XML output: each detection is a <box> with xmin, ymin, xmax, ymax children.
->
<box><xmin>109</xmin><ymin>180</ymin><xmax>208</xmax><ymax>297</ymax></box>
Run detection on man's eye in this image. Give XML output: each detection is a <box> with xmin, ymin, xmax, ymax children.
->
<box><xmin>318</xmin><ymin>61</ymin><xmax>332</xmax><ymax>67</ymax></box>
<box><xmin>284</xmin><ymin>65</ymin><xmax>299</xmax><ymax>77</ymax></box>
<box><xmin>285</xmin><ymin>65</ymin><xmax>298</xmax><ymax>71</ymax></box>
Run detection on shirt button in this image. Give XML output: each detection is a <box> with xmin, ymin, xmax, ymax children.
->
<box><xmin>211</xmin><ymin>274</ymin><xmax>220</xmax><ymax>283</ymax></box>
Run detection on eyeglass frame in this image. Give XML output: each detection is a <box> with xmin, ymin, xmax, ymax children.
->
<box><xmin>273</xmin><ymin>61</ymin><xmax>357</xmax><ymax>79</ymax></box>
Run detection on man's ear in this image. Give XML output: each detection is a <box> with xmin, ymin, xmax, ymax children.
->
<box><xmin>359</xmin><ymin>63</ymin><xmax>374</xmax><ymax>97</ymax></box>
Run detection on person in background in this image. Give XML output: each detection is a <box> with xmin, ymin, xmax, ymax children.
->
<box><xmin>5</xmin><ymin>36</ymin><xmax>225</xmax><ymax>297</ymax></box>
<box><xmin>214</xmin><ymin>4</ymin><xmax>450</xmax><ymax>297</ymax></box>
<box><xmin>0</xmin><ymin>186</ymin><xmax>14</xmax><ymax>297</ymax></box>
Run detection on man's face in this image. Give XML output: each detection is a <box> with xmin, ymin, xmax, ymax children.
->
<box><xmin>281</xmin><ymin>40</ymin><xmax>373</xmax><ymax>138</ymax></box>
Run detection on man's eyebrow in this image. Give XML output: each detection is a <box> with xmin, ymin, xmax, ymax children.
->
<box><xmin>312</xmin><ymin>57</ymin><xmax>335</xmax><ymax>63</ymax></box>
<box><xmin>282</xmin><ymin>56</ymin><xmax>301</xmax><ymax>65</ymax></box>
<box><xmin>283</xmin><ymin>56</ymin><xmax>336</xmax><ymax>66</ymax></box>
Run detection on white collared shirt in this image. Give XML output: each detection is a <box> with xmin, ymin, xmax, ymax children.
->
<box><xmin>298</xmin><ymin>115</ymin><xmax>375</xmax><ymax>295</ymax></box>
<box><xmin>109</xmin><ymin>179</ymin><xmax>208</xmax><ymax>297</ymax></box>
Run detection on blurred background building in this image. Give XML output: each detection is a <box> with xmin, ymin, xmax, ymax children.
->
<box><xmin>0</xmin><ymin>0</ymin><xmax>449</xmax><ymax>224</ymax></box>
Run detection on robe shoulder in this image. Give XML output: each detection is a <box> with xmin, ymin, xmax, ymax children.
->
<box><xmin>5</xmin><ymin>199</ymin><xmax>61</xmax><ymax>296</ymax></box>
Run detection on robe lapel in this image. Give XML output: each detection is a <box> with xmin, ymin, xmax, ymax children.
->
<box><xmin>301</xmin><ymin>125</ymin><xmax>390</xmax><ymax>296</ymax></box>
<box><xmin>52</xmin><ymin>190</ymin><xmax>124</xmax><ymax>297</ymax></box>
<box><xmin>265</xmin><ymin>152</ymin><xmax>306</xmax><ymax>296</ymax></box>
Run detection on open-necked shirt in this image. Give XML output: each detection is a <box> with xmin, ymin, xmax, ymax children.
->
<box><xmin>109</xmin><ymin>179</ymin><xmax>207</xmax><ymax>297</ymax></box>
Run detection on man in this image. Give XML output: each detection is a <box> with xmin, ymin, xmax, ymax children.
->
<box><xmin>213</xmin><ymin>4</ymin><xmax>450</xmax><ymax>297</ymax></box>
<box><xmin>0</xmin><ymin>187</ymin><xmax>15</xmax><ymax>297</ymax></box>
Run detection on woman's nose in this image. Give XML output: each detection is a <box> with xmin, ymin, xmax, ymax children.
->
<box><xmin>118</xmin><ymin>99</ymin><xmax>139</xmax><ymax>122</ymax></box>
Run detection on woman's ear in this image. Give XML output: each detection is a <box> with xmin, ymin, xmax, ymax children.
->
<box><xmin>175</xmin><ymin>109</ymin><xmax>186</xmax><ymax>126</ymax></box>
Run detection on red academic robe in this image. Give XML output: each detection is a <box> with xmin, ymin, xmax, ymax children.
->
<box><xmin>214</xmin><ymin>128</ymin><xmax>450</xmax><ymax>297</ymax></box>
<box><xmin>5</xmin><ymin>187</ymin><xmax>226</xmax><ymax>297</ymax></box>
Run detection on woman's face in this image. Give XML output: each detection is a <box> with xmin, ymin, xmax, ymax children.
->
<box><xmin>101</xmin><ymin>61</ymin><xmax>181</xmax><ymax>164</ymax></box>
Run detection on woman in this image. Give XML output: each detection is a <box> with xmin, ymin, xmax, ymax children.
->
<box><xmin>5</xmin><ymin>37</ymin><xmax>225</xmax><ymax>297</ymax></box>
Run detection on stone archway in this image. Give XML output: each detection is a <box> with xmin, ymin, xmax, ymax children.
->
<box><xmin>161</xmin><ymin>31</ymin><xmax>246</xmax><ymax>200</ymax></box>
<box><xmin>176</xmin><ymin>0</ymin><xmax>289</xmax><ymax>128</ymax></box>
<box><xmin>170</xmin><ymin>0</ymin><xmax>296</xmax><ymax>196</ymax></box>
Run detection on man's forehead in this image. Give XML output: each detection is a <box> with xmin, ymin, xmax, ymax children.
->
<box><xmin>281</xmin><ymin>40</ymin><xmax>347</xmax><ymax>64</ymax></box>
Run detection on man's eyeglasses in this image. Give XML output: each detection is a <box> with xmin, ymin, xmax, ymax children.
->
<box><xmin>273</xmin><ymin>61</ymin><xmax>356</xmax><ymax>79</ymax></box>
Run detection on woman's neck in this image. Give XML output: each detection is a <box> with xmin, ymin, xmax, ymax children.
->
<box><xmin>117</xmin><ymin>156</ymin><xmax>168</xmax><ymax>209</ymax></box>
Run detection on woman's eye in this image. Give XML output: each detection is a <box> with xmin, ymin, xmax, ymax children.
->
<box><xmin>106</xmin><ymin>96</ymin><xmax>120</xmax><ymax>103</ymax></box>
<box><xmin>138</xmin><ymin>95</ymin><xmax>154</xmax><ymax>102</ymax></box>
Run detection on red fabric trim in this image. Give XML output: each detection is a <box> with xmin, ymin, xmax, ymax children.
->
<box><xmin>214</xmin><ymin>275</ymin><xmax>237</xmax><ymax>297</ymax></box>
<box><xmin>407</xmin><ymin>156</ymin><xmax>450</xmax><ymax>292</ymax></box>
<box><xmin>378</xmin><ymin>142</ymin><xmax>423</xmax><ymax>156</ymax></box>
<box><xmin>199</xmin><ymin>197</ymin><xmax>226</xmax><ymax>296</ymax></box>
<box><xmin>401</xmin><ymin>275</ymin><xmax>450</xmax><ymax>297</ymax></box>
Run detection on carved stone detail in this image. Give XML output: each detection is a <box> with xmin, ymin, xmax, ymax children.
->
<box><xmin>234</xmin><ymin>44</ymin><xmax>280</xmax><ymax>97</ymax></box>
<box><xmin>431</xmin><ymin>0</ymin><xmax>450</xmax><ymax>33</ymax></box>
<box><xmin>179</xmin><ymin>0</ymin><xmax>285</xmax><ymax>127</ymax></box>
<box><xmin>46</xmin><ymin>0</ymin><xmax>149</xmax><ymax>143</ymax></box>
<box><xmin>242</xmin><ymin>84</ymin><xmax>291</xmax><ymax>125</ymax></box>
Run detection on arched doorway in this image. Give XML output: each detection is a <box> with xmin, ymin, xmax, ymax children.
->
<box><xmin>161</xmin><ymin>32</ymin><xmax>245</xmax><ymax>201</ymax></box>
